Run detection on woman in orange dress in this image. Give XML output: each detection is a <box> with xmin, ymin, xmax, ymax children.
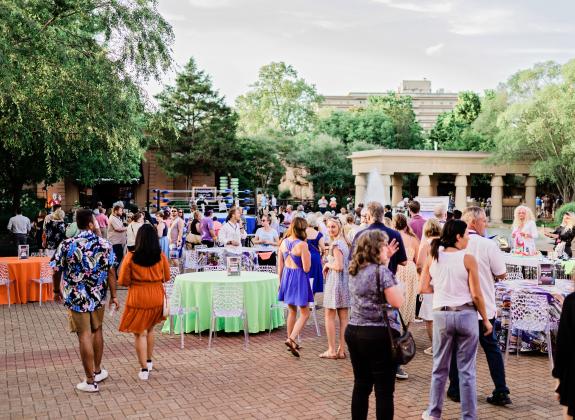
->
<box><xmin>118</xmin><ymin>224</ymin><xmax>170</xmax><ymax>381</ymax></box>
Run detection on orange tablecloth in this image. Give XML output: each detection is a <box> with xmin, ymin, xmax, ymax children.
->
<box><xmin>0</xmin><ymin>257</ymin><xmax>53</xmax><ymax>304</ymax></box>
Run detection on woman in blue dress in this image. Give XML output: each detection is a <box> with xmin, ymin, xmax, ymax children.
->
<box><xmin>306</xmin><ymin>213</ymin><xmax>325</xmax><ymax>295</ymax></box>
<box><xmin>278</xmin><ymin>217</ymin><xmax>312</xmax><ymax>357</ymax></box>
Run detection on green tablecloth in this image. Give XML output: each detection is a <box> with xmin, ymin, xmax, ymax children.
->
<box><xmin>161</xmin><ymin>271</ymin><xmax>285</xmax><ymax>334</ymax></box>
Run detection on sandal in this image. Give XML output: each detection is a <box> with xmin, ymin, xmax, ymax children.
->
<box><xmin>285</xmin><ymin>338</ymin><xmax>300</xmax><ymax>357</ymax></box>
<box><xmin>319</xmin><ymin>351</ymin><xmax>338</xmax><ymax>359</ymax></box>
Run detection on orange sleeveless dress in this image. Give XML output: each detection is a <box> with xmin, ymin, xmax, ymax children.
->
<box><xmin>118</xmin><ymin>252</ymin><xmax>170</xmax><ymax>333</ymax></box>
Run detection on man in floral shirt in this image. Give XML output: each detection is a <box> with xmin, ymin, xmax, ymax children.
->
<box><xmin>51</xmin><ymin>209</ymin><xmax>119</xmax><ymax>393</ymax></box>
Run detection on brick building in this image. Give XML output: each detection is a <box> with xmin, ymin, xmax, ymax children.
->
<box><xmin>35</xmin><ymin>150</ymin><xmax>215</xmax><ymax>211</ymax></box>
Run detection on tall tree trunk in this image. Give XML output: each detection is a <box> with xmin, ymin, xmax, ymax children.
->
<box><xmin>10</xmin><ymin>182</ymin><xmax>24</xmax><ymax>213</ymax></box>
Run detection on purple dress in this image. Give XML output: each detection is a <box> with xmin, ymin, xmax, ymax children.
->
<box><xmin>278</xmin><ymin>239</ymin><xmax>314</xmax><ymax>306</ymax></box>
<box><xmin>307</xmin><ymin>232</ymin><xmax>324</xmax><ymax>294</ymax></box>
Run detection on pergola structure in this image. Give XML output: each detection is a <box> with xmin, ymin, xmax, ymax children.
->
<box><xmin>350</xmin><ymin>149</ymin><xmax>535</xmax><ymax>223</ymax></box>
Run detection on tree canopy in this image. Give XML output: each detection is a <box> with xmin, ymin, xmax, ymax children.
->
<box><xmin>0</xmin><ymin>0</ymin><xmax>173</xmax><ymax>208</ymax></box>
<box><xmin>235</xmin><ymin>62</ymin><xmax>323</xmax><ymax>136</ymax></box>
<box><xmin>150</xmin><ymin>58</ymin><xmax>238</xmax><ymax>178</ymax></box>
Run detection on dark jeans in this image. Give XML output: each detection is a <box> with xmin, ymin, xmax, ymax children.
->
<box><xmin>345</xmin><ymin>324</ymin><xmax>396</xmax><ymax>420</ymax></box>
<box><xmin>201</xmin><ymin>240</ymin><xmax>214</xmax><ymax>248</ymax></box>
<box><xmin>448</xmin><ymin>318</ymin><xmax>509</xmax><ymax>396</ymax></box>
<box><xmin>112</xmin><ymin>244</ymin><xmax>124</xmax><ymax>271</ymax></box>
<box><xmin>15</xmin><ymin>233</ymin><xmax>28</xmax><ymax>245</ymax></box>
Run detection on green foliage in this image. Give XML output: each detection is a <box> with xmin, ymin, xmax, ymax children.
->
<box><xmin>150</xmin><ymin>58</ymin><xmax>238</xmax><ymax>177</ymax></box>
<box><xmin>494</xmin><ymin>59</ymin><xmax>575</xmax><ymax>201</ymax></box>
<box><xmin>278</xmin><ymin>189</ymin><xmax>292</xmax><ymax>200</ymax></box>
<box><xmin>235</xmin><ymin>62</ymin><xmax>323</xmax><ymax>136</ymax></box>
<box><xmin>286</xmin><ymin>134</ymin><xmax>354</xmax><ymax>196</ymax></box>
<box><xmin>366</xmin><ymin>94</ymin><xmax>424</xmax><ymax>149</ymax></box>
<box><xmin>319</xmin><ymin>93</ymin><xmax>423</xmax><ymax>149</ymax></box>
<box><xmin>230</xmin><ymin>136</ymin><xmax>285</xmax><ymax>192</ymax></box>
<box><xmin>453</xmin><ymin>91</ymin><xmax>481</xmax><ymax>124</ymax></box>
<box><xmin>0</xmin><ymin>0</ymin><xmax>173</xmax><ymax>209</ymax></box>
<box><xmin>555</xmin><ymin>202</ymin><xmax>575</xmax><ymax>225</ymax></box>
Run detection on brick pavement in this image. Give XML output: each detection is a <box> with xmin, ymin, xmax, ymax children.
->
<box><xmin>0</xmin><ymin>291</ymin><xmax>562</xmax><ymax>419</ymax></box>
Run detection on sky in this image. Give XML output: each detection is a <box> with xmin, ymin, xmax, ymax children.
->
<box><xmin>146</xmin><ymin>0</ymin><xmax>575</xmax><ymax>104</ymax></box>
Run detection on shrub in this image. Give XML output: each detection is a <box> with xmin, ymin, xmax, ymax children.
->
<box><xmin>555</xmin><ymin>202</ymin><xmax>575</xmax><ymax>225</ymax></box>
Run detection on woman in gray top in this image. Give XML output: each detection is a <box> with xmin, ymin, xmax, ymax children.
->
<box><xmin>345</xmin><ymin>230</ymin><xmax>404</xmax><ymax>420</ymax></box>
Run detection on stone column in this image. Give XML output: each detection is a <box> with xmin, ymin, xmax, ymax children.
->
<box><xmin>454</xmin><ymin>174</ymin><xmax>468</xmax><ymax>211</ymax></box>
<box><xmin>417</xmin><ymin>174</ymin><xmax>433</xmax><ymax>197</ymax></box>
<box><xmin>490</xmin><ymin>175</ymin><xmax>504</xmax><ymax>224</ymax></box>
<box><xmin>525</xmin><ymin>176</ymin><xmax>537</xmax><ymax>215</ymax></box>
<box><xmin>354</xmin><ymin>173</ymin><xmax>367</xmax><ymax>206</ymax></box>
<box><xmin>391</xmin><ymin>174</ymin><xmax>403</xmax><ymax>207</ymax></box>
<box><xmin>382</xmin><ymin>174</ymin><xmax>392</xmax><ymax>206</ymax></box>
<box><xmin>430</xmin><ymin>175</ymin><xmax>439</xmax><ymax>197</ymax></box>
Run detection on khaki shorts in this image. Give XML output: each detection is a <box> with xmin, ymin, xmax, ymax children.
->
<box><xmin>68</xmin><ymin>307</ymin><xmax>105</xmax><ymax>334</ymax></box>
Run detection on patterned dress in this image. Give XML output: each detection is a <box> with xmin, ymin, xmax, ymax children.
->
<box><xmin>323</xmin><ymin>239</ymin><xmax>350</xmax><ymax>309</ymax></box>
<box><xmin>397</xmin><ymin>247</ymin><xmax>418</xmax><ymax>324</ymax></box>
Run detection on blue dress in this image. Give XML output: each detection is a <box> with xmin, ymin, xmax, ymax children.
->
<box><xmin>307</xmin><ymin>232</ymin><xmax>324</xmax><ymax>294</ymax></box>
<box><xmin>278</xmin><ymin>239</ymin><xmax>314</xmax><ymax>307</ymax></box>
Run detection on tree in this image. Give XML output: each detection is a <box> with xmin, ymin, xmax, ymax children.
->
<box><xmin>0</xmin><ymin>0</ymin><xmax>173</xmax><ymax>209</ymax></box>
<box><xmin>230</xmin><ymin>136</ymin><xmax>285</xmax><ymax>193</ymax></box>
<box><xmin>453</xmin><ymin>91</ymin><xmax>481</xmax><ymax>124</ymax></box>
<box><xmin>286</xmin><ymin>134</ymin><xmax>353</xmax><ymax>196</ymax></box>
<box><xmin>367</xmin><ymin>94</ymin><xmax>424</xmax><ymax>149</ymax></box>
<box><xmin>494</xmin><ymin>60</ymin><xmax>575</xmax><ymax>201</ymax></box>
<box><xmin>235</xmin><ymin>62</ymin><xmax>323</xmax><ymax>136</ymax></box>
<box><xmin>151</xmin><ymin>58</ymin><xmax>238</xmax><ymax>178</ymax></box>
<box><xmin>318</xmin><ymin>108</ymin><xmax>395</xmax><ymax>146</ymax></box>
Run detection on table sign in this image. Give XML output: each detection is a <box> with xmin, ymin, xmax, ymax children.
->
<box><xmin>227</xmin><ymin>256</ymin><xmax>241</xmax><ymax>276</ymax></box>
<box><xmin>18</xmin><ymin>245</ymin><xmax>29</xmax><ymax>260</ymax></box>
<box><xmin>539</xmin><ymin>262</ymin><xmax>555</xmax><ymax>285</ymax></box>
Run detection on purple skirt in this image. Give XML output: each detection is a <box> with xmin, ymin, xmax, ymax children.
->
<box><xmin>278</xmin><ymin>267</ymin><xmax>313</xmax><ymax>307</ymax></box>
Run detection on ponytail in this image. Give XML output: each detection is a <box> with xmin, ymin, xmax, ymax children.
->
<box><xmin>431</xmin><ymin>219</ymin><xmax>468</xmax><ymax>260</ymax></box>
<box><xmin>430</xmin><ymin>237</ymin><xmax>441</xmax><ymax>261</ymax></box>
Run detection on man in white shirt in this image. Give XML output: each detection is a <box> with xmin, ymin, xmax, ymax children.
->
<box><xmin>7</xmin><ymin>208</ymin><xmax>31</xmax><ymax>247</ymax></box>
<box><xmin>218</xmin><ymin>207</ymin><xmax>247</xmax><ymax>254</ymax></box>
<box><xmin>447</xmin><ymin>206</ymin><xmax>511</xmax><ymax>406</ymax></box>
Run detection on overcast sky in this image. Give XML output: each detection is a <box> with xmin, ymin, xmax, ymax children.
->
<box><xmin>146</xmin><ymin>0</ymin><xmax>575</xmax><ymax>104</ymax></box>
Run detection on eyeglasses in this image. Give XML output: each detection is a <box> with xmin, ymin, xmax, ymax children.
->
<box><xmin>171</xmin><ymin>210</ymin><xmax>177</xmax><ymax>213</ymax></box>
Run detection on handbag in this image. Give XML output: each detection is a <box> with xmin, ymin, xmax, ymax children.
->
<box><xmin>376</xmin><ymin>264</ymin><xmax>416</xmax><ymax>365</ymax></box>
<box><xmin>186</xmin><ymin>232</ymin><xmax>202</xmax><ymax>245</ymax></box>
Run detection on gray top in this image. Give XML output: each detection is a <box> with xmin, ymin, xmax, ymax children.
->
<box><xmin>349</xmin><ymin>263</ymin><xmax>400</xmax><ymax>330</ymax></box>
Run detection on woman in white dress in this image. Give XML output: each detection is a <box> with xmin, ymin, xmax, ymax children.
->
<box><xmin>417</xmin><ymin>219</ymin><xmax>442</xmax><ymax>356</ymax></box>
<box><xmin>511</xmin><ymin>205</ymin><xmax>538</xmax><ymax>255</ymax></box>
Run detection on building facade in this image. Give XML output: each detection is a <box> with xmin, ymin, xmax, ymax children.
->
<box><xmin>35</xmin><ymin>150</ymin><xmax>215</xmax><ymax>211</ymax></box>
<box><xmin>320</xmin><ymin>80</ymin><xmax>458</xmax><ymax>130</ymax></box>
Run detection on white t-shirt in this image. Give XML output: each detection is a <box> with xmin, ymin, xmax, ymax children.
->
<box><xmin>429</xmin><ymin>250</ymin><xmax>473</xmax><ymax>309</ymax></box>
<box><xmin>465</xmin><ymin>232</ymin><xmax>506</xmax><ymax>320</ymax></box>
<box><xmin>255</xmin><ymin>227</ymin><xmax>278</xmax><ymax>245</ymax></box>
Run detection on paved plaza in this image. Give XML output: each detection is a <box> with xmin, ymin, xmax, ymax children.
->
<box><xmin>0</xmin><ymin>290</ymin><xmax>561</xmax><ymax>420</ymax></box>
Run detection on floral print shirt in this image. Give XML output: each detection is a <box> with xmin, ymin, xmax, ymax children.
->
<box><xmin>44</xmin><ymin>220</ymin><xmax>66</xmax><ymax>250</ymax></box>
<box><xmin>50</xmin><ymin>230</ymin><xmax>116</xmax><ymax>312</ymax></box>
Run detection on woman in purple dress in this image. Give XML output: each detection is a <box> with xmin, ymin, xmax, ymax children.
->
<box><xmin>278</xmin><ymin>217</ymin><xmax>312</xmax><ymax>357</ymax></box>
<box><xmin>306</xmin><ymin>213</ymin><xmax>325</xmax><ymax>295</ymax></box>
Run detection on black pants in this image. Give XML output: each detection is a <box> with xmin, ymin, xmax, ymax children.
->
<box><xmin>112</xmin><ymin>244</ymin><xmax>124</xmax><ymax>271</ymax></box>
<box><xmin>345</xmin><ymin>325</ymin><xmax>397</xmax><ymax>420</ymax></box>
<box><xmin>201</xmin><ymin>240</ymin><xmax>214</xmax><ymax>248</ymax></box>
<box><xmin>448</xmin><ymin>317</ymin><xmax>509</xmax><ymax>396</ymax></box>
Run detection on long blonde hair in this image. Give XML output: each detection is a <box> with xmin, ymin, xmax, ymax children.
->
<box><xmin>512</xmin><ymin>205</ymin><xmax>535</xmax><ymax>229</ymax></box>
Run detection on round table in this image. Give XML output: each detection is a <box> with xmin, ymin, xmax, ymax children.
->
<box><xmin>161</xmin><ymin>271</ymin><xmax>284</xmax><ymax>334</ymax></box>
<box><xmin>0</xmin><ymin>257</ymin><xmax>52</xmax><ymax>305</ymax></box>
<box><xmin>495</xmin><ymin>279</ymin><xmax>574</xmax><ymax>353</ymax></box>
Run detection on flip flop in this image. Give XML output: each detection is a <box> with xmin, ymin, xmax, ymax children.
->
<box><xmin>319</xmin><ymin>351</ymin><xmax>338</xmax><ymax>359</ymax></box>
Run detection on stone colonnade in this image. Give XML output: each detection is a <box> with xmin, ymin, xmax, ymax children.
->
<box><xmin>350</xmin><ymin>150</ymin><xmax>535</xmax><ymax>224</ymax></box>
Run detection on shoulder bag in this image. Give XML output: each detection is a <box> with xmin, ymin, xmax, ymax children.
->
<box><xmin>376</xmin><ymin>264</ymin><xmax>416</xmax><ymax>365</ymax></box>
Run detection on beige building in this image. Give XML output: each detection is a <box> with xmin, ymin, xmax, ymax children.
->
<box><xmin>350</xmin><ymin>149</ymin><xmax>535</xmax><ymax>223</ymax></box>
<box><xmin>321</xmin><ymin>80</ymin><xmax>458</xmax><ymax>130</ymax></box>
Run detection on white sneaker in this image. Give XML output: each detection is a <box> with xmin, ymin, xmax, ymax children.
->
<box><xmin>138</xmin><ymin>369</ymin><xmax>149</xmax><ymax>381</ymax></box>
<box><xmin>147</xmin><ymin>361</ymin><xmax>153</xmax><ymax>372</ymax></box>
<box><xmin>94</xmin><ymin>369</ymin><xmax>108</xmax><ymax>382</ymax></box>
<box><xmin>421</xmin><ymin>411</ymin><xmax>439</xmax><ymax>420</ymax></box>
<box><xmin>396</xmin><ymin>366</ymin><xmax>409</xmax><ymax>380</ymax></box>
<box><xmin>76</xmin><ymin>381</ymin><xmax>99</xmax><ymax>392</ymax></box>
<box><xmin>424</xmin><ymin>346</ymin><xmax>433</xmax><ymax>356</ymax></box>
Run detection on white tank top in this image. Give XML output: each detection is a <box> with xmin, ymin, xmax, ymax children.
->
<box><xmin>429</xmin><ymin>249</ymin><xmax>473</xmax><ymax>309</ymax></box>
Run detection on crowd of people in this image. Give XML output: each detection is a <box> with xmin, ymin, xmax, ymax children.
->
<box><xmin>5</xmin><ymin>195</ymin><xmax>571</xmax><ymax>419</ymax></box>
